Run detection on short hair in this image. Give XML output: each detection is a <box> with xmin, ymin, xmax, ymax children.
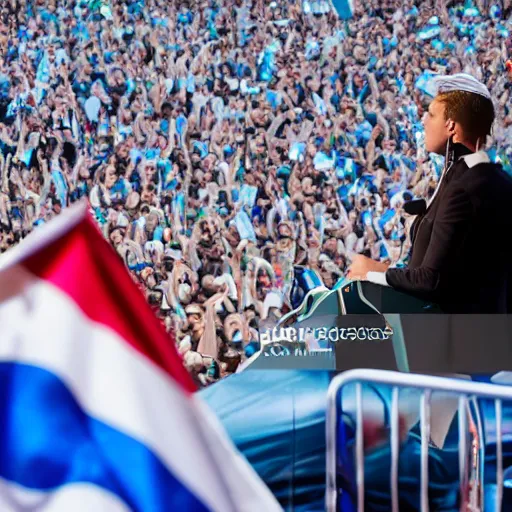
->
<box><xmin>436</xmin><ymin>90</ymin><xmax>495</xmax><ymax>142</ymax></box>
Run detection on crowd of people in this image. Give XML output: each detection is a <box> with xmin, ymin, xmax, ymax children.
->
<box><xmin>0</xmin><ymin>0</ymin><xmax>511</xmax><ymax>385</ymax></box>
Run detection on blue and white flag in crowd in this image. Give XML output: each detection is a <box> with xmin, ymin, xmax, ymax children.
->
<box><xmin>330</xmin><ymin>0</ymin><xmax>354</xmax><ymax>19</ymax></box>
<box><xmin>415</xmin><ymin>70</ymin><xmax>438</xmax><ymax>97</ymax></box>
<box><xmin>417</xmin><ymin>25</ymin><xmax>441</xmax><ymax>41</ymax></box>
<box><xmin>314</xmin><ymin>151</ymin><xmax>335</xmax><ymax>171</ymax></box>
<box><xmin>234</xmin><ymin>209</ymin><xmax>257</xmax><ymax>243</ymax></box>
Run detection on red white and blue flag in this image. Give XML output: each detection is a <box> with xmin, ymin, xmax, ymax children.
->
<box><xmin>0</xmin><ymin>201</ymin><xmax>282</xmax><ymax>512</ymax></box>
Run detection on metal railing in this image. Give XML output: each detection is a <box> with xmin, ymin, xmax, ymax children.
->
<box><xmin>326</xmin><ymin>369</ymin><xmax>512</xmax><ymax>512</ymax></box>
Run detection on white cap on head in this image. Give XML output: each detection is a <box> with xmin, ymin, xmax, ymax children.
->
<box><xmin>433</xmin><ymin>73</ymin><xmax>491</xmax><ymax>100</ymax></box>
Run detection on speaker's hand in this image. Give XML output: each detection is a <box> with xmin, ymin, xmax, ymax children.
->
<box><xmin>347</xmin><ymin>255</ymin><xmax>373</xmax><ymax>281</ymax></box>
<box><xmin>347</xmin><ymin>255</ymin><xmax>388</xmax><ymax>281</ymax></box>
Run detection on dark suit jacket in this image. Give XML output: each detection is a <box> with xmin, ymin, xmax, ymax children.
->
<box><xmin>386</xmin><ymin>144</ymin><xmax>512</xmax><ymax>313</ymax></box>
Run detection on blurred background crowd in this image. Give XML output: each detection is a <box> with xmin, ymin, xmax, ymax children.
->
<box><xmin>0</xmin><ymin>0</ymin><xmax>511</xmax><ymax>385</ymax></box>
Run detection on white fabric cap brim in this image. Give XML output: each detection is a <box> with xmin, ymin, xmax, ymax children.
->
<box><xmin>433</xmin><ymin>73</ymin><xmax>491</xmax><ymax>100</ymax></box>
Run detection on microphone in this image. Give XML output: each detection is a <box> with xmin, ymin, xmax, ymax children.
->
<box><xmin>403</xmin><ymin>199</ymin><xmax>427</xmax><ymax>216</ymax></box>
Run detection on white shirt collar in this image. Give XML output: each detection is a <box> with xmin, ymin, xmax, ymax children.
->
<box><xmin>428</xmin><ymin>150</ymin><xmax>489</xmax><ymax>208</ymax></box>
<box><xmin>462</xmin><ymin>150</ymin><xmax>490</xmax><ymax>169</ymax></box>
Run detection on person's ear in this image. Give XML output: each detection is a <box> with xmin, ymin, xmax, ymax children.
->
<box><xmin>445</xmin><ymin>118</ymin><xmax>456</xmax><ymax>135</ymax></box>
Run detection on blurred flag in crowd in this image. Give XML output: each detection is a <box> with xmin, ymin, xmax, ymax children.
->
<box><xmin>330</xmin><ymin>0</ymin><xmax>354</xmax><ymax>19</ymax></box>
<box><xmin>415</xmin><ymin>70</ymin><xmax>439</xmax><ymax>97</ymax></box>
<box><xmin>0</xmin><ymin>201</ymin><xmax>281</xmax><ymax>512</ymax></box>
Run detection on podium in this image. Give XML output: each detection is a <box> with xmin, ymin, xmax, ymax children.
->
<box><xmin>252</xmin><ymin>280</ymin><xmax>430</xmax><ymax>372</ymax></box>
<box><xmin>248</xmin><ymin>281</ymin><xmax>512</xmax><ymax>374</ymax></box>
<box><xmin>341</xmin><ymin>280</ymin><xmax>441</xmax><ymax>314</ymax></box>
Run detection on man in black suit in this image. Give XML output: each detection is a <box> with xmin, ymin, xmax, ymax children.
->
<box><xmin>348</xmin><ymin>74</ymin><xmax>512</xmax><ymax>313</ymax></box>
